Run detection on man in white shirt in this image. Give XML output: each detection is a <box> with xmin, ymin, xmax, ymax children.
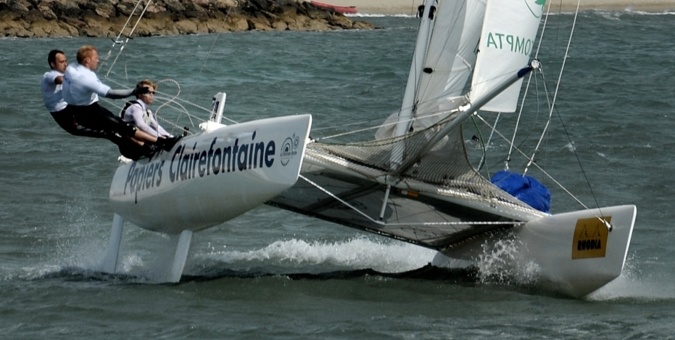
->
<box><xmin>41</xmin><ymin>49</ymin><xmax>114</xmax><ymax>139</ymax></box>
<box><xmin>62</xmin><ymin>45</ymin><xmax>175</xmax><ymax>158</ymax></box>
<box><xmin>41</xmin><ymin>49</ymin><xmax>68</xmax><ymax>115</ymax></box>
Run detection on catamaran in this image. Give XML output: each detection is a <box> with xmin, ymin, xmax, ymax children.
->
<box><xmin>98</xmin><ymin>0</ymin><xmax>635</xmax><ymax>297</ymax></box>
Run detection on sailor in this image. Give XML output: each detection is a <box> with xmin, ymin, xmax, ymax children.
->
<box><xmin>61</xmin><ymin>45</ymin><xmax>168</xmax><ymax>157</ymax></box>
<box><xmin>121</xmin><ymin>80</ymin><xmax>174</xmax><ymax>140</ymax></box>
<box><xmin>41</xmin><ymin>50</ymin><xmax>69</xmax><ymax>126</ymax></box>
<box><xmin>41</xmin><ymin>49</ymin><xmax>108</xmax><ymax>139</ymax></box>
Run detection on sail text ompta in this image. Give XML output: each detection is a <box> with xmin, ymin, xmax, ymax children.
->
<box><xmin>485</xmin><ymin>32</ymin><xmax>535</xmax><ymax>56</ymax></box>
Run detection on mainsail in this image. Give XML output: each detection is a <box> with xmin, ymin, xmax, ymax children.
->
<box><xmin>270</xmin><ymin>0</ymin><xmax>548</xmax><ymax>252</ymax></box>
<box><xmin>413</xmin><ymin>0</ymin><xmax>486</xmax><ymax>125</ymax></box>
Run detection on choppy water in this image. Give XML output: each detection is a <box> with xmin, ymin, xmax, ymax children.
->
<box><xmin>1</xmin><ymin>12</ymin><xmax>674</xmax><ymax>338</ymax></box>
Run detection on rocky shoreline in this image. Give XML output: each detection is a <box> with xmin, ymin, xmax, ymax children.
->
<box><xmin>0</xmin><ymin>0</ymin><xmax>374</xmax><ymax>38</ymax></box>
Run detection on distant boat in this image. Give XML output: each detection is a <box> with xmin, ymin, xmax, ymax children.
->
<box><xmin>310</xmin><ymin>1</ymin><xmax>358</xmax><ymax>14</ymax></box>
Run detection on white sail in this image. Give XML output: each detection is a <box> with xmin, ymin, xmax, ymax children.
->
<box><xmin>378</xmin><ymin>0</ymin><xmax>487</xmax><ymax>139</ymax></box>
<box><xmin>415</xmin><ymin>0</ymin><xmax>486</xmax><ymax>120</ymax></box>
<box><xmin>470</xmin><ymin>0</ymin><xmax>544</xmax><ymax>112</ymax></box>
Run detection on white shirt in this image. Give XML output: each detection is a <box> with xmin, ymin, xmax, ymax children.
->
<box><xmin>62</xmin><ymin>62</ymin><xmax>110</xmax><ymax>106</ymax></box>
<box><xmin>41</xmin><ymin>70</ymin><xmax>67</xmax><ymax>112</ymax></box>
<box><xmin>122</xmin><ymin>101</ymin><xmax>172</xmax><ymax>137</ymax></box>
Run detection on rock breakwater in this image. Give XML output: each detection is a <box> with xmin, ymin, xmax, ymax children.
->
<box><xmin>0</xmin><ymin>0</ymin><xmax>374</xmax><ymax>38</ymax></box>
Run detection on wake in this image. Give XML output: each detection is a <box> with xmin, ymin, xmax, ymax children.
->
<box><xmin>8</xmin><ymin>235</ymin><xmax>673</xmax><ymax>301</ymax></box>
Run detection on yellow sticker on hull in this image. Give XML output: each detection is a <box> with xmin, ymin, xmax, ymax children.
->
<box><xmin>571</xmin><ymin>216</ymin><xmax>611</xmax><ymax>259</ymax></box>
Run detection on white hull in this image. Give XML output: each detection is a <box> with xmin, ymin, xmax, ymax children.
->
<box><xmin>435</xmin><ymin>205</ymin><xmax>636</xmax><ymax>297</ymax></box>
<box><xmin>278</xmin><ymin>151</ymin><xmax>636</xmax><ymax>296</ymax></box>
<box><xmin>109</xmin><ymin>114</ymin><xmax>312</xmax><ymax>234</ymax></box>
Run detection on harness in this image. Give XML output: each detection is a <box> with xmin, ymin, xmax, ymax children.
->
<box><xmin>120</xmin><ymin>100</ymin><xmax>152</xmax><ymax>125</ymax></box>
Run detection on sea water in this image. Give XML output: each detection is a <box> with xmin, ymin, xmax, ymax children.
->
<box><xmin>1</xmin><ymin>12</ymin><xmax>674</xmax><ymax>338</ymax></box>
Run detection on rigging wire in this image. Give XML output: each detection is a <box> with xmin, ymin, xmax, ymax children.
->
<box><xmin>523</xmin><ymin>0</ymin><xmax>576</xmax><ymax>173</ymax></box>
<box><xmin>473</xmin><ymin>113</ymin><xmax>591</xmax><ymax>211</ymax></box>
<box><xmin>524</xmin><ymin>0</ymin><xmax>604</xmax><ymax>212</ymax></box>
<box><xmin>102</xmin><ymin>0</ymin><xmax>154</xmax><ymax>79</ymax></box>
<box><xmin>312</xmin><ymin>110</ymin><xmax>445</xmax><ymax>142</ymax></box>
<box><xmin>471</xmin><ymin>113</ymin><xmax>490</xmax><ymax>172</ymax></box>
<box><xmin>505</xmin><ymin>0</ymin><xmax>555</xmax><ymax>171</ymax></box>
<box><xmin>182</xmin><ymin>6</ymin><xmax>234</xmax><ymax>99</ymax></box>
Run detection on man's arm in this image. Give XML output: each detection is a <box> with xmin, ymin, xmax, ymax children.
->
<box><xmin>106</xmin><ymin>88</ymin><xmax>134</xmax><ymax>99</ymax></box>
<box><xmin>106</xmin><ymin>86</ymin><xmax>150</xmax><ymax>99</ymax></box>
<box><xmin>45</xmin><ymin>71</ymin><xmax>63</xmax><ymax>85</ymax></box>
<box><xmin>148</xmin><ymin>113</ymin><xmax>172</xmax><ymax>137</ymax></box>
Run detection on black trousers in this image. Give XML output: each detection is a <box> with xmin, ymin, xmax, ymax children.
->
<box><xmin>50</xmin><ymin>107</ymin><xmax>112</xmax><ymax>139</ymax></box>
<box><xmin>52</xmin><ymin>103</ymin><xmax>150</xmax><ymax>160</ymax></box>
<box><xmin>68</xmin><ymin>102</ymin><xmax>136</xmax><ymax>138</ymax></box>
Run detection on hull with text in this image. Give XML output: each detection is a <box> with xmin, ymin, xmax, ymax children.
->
<box><xmin>109</xmin><ymin>114</ymin><xmax>312</xmax><ymax>234</ymax></box>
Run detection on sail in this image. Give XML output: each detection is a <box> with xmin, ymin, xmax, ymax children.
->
<box><xmin>414</xmin><ymin>0</ymin><xmax>486</xmax><ymax>121</ymax></box>
<box><xmin>377</xmin><ymin>0</ymin><xmax>487</xmax><ymax>139</ymax></box>
<box><xmin>469</xmin><ymin>0</ymin><xmax>544</xmax><ymax>112</ymax></box>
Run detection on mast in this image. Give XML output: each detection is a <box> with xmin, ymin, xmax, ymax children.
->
<box><xmin>390</xmin><ymin>0</ymin><xmax>436</xmax><ymax>169</ymax></box>
<box><xmin>394</xmin><ymin>0</ymin><xmax>435</xmax><ymax>139</ymax></box>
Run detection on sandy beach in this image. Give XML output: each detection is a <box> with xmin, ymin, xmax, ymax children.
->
<box><xmin>314</xmin><ymin>0</ymin><xmax>675</xmax><ymax>15</ymax></box>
